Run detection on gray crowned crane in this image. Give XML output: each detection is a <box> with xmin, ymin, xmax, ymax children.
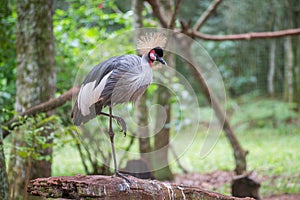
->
<box><xmin>71</xmin><ymin>44</ymin><xmax>166</xmax><ymax>182</ymax></box>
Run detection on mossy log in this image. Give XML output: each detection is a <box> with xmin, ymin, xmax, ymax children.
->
<box><xmin>27</xmin><ymin>175</ymin><xmax>254</xmax><ymax>200</ymax></box>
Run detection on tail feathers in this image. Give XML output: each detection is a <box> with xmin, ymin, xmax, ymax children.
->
<box><xmin>73</xmin><ymin>112</ymin><xmax>95</xmax><ymax>126</ymax></box>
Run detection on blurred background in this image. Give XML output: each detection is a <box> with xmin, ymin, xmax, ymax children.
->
<box><xmin>0</xmin><ymin>0</ymin><xmax>299</xmax><ymax>199</ymax></box>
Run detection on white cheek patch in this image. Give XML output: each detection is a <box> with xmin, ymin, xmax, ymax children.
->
<box><xmin>150</xmin><ymin>52</ymin><xmax>156</xmax><ymax>61</ymax></box>
<box><xmin>78</xmin><ymin>71</ymin><xmax>113</xmax><ymax>116</ymax></box>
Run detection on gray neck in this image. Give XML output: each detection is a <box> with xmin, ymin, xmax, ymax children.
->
<box><xmin>141</xmin><ymin>54</ymin><xmax>151</xmax><ymax>66</ymax></box>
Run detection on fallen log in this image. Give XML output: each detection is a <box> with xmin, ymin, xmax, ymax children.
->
<box><xmin>27</xmin><ymin>175</ymin><xmax>254</xmax><ymax>200</ymax></box>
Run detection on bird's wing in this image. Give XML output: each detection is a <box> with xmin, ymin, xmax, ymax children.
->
<box><xmin>100</xmin><ymin>55</ymin><xmax>151</xmax><ymax>106</ymax></box>
<box><xmin>71</xmin><ymin>55</ymin><xmax>142</xmax><ymax>125</ymax></box>
<box><xmin>72</xmin><ymin>55</ymin><xmax>124</xmax><ymax>125</ymax></box>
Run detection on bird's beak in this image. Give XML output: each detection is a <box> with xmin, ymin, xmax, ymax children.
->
<box><xmin>156</xmin><ymin>57</ymin><xmax>167</xmax><ymax>65</ymax></box>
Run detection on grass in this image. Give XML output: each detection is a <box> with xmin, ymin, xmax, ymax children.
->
<box><xmin>169</xmin><ymin>126</ymin><xmax>300</xmax><ymax>195</ymax></box>
<box><xmin>244</xmin><ymin>128</ymin><xmax>300</xmax><ymax>197</ymax></box>
<box><xmin>51</xmin><ymin>124</ymin><xmax>300</xmax><ymax>197</ymax></box>
<box><xmin>52</xmin><ymin>142</ymin><xmax>85</xmax><ymax>176</ymax></box>
<box><xmin>5</xmin><ymin>97</ymin><xmax>299</xmax><ymax>197</ymax></box>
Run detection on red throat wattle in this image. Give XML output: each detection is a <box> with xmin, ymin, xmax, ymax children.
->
<box><xmin>148</xmin><ymin>60</ymin><xmax>153</xmax><ymax>67</ymax></box>
<box><xmin>149</xmin><ymin>49</ymin><xmax>156</xmax><ymax>67</ymax></box>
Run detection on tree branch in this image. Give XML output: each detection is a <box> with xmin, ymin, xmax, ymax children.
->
<box><xmin>191</xmin><ymin>28</ymin><xmax>300</xmax><ymax>41</ymax></box>
<box><xmin>193</xmin><ymin>0</ymin><xmax>223</xmax><ymax>32</ymax></box>
<box><xmin>188</xmin><ymin>0</ymin><xmax>300</xmax><ymax>41</ymax></box>
<box><xmin>2</xmin><ymin>87</ymin><xmax>79</xmax><ymax>139</ymax></box>
<box><xmin>145</xmin><ymin>0</ymin><xmax>168</xmax><ymax>28</ymax></box>
<box><xmin>169</xmin><ymin>0</ymin><xmax>182</xmax><ymax>29</ymax></box>
<box><xmin>177</xmin><ymin>38</ymin><xmax>248</xmax><ymax>174</ymax></box>
<box><xmin>27</xmin><ymin>175</ymin><xmax>254</xmax><ymax>200</ymax></box>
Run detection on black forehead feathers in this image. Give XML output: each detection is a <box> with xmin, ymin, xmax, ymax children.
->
<box><xmin>153</xmin><ymin>47</ymin><xmax>164</xmax><ymax>57</ymax></box>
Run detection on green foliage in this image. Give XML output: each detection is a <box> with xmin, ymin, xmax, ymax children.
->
<box><xmin>52</xmin><ymin>96</ymin><xmax>300</xmax><ymax>197</ymax></box>
<box><xmin>199</xmin><ymin>0</ymin><xmax>300</xmax><ymax>97</ymax></box>
<box><xmin>10</xmin><ymin>114</ymin><xmax>75</xmax><ymax>162</ymax></box>
<box><xmin>230</xmin><ymin>96</ymin><xmax>299</xmax><ymax>130</ymax></box>
<box><xmin>54</xmin><ymin>0</ymin><xmax>132</xmax><ymax>93</ymax></box>
<box><xmin>0</xmin><ymin>3</ymin><xmax>16</xmax><ymax>124</ymax></box>
<box><xmin>11</xmin><ymin>114</ymin><xmax>53</xmax><ymax>161</ymax></box>
<box><xmin>169</xmin><ymin>97</ymin><xmax>300</xmax><ymax>197</ymax></box>
<box><xmin>1</xmin><ymin>1</ymin><xmax>299</xmax><ymax>197</ymax></box>
<box><xmin>53</xmin><ymin>0</ymin><xmax>134</xmax><ymax>125</ymax></box>
<box><xmin>52</xmin><ymin>141</ymin><xmax>86</xmax><ymax>176</ymax></box>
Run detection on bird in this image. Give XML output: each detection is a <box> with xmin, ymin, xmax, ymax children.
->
<box><xmin>71</xmin><ymin>34</ymin><xmax>167</xmax><ymax>182</ymax></box>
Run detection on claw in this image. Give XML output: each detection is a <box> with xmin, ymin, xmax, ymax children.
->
<box><xmin>115</xmin><ymin>171</ymin><xmax>131</xmax><ymax>184</ymax></box>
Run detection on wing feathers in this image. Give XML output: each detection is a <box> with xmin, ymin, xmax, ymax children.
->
<box><xmin>71</xmin><ymin>54</ymin><xmax>151</xmax><ymax>125</ymax></box>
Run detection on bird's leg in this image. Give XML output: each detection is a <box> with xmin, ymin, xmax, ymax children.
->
<box><xmin>99</xmin><ymin>111</ymin><xmax>127</xmax><ymax>136</ymax></box>
<box><xmin>108</xmin><ymin>105</ymin><xmax>130</xmax><ymax>184</ymax></box>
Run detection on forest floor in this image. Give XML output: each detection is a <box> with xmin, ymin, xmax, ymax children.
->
<box><xmin>172</xmin><ymin>171</ymin><xmax>300</xmax><ymax>200</ymax></box>
<box><xmin>33</xmin><ymin>98</ymin><xmax>300</xmax><ymax>199</ymax></box>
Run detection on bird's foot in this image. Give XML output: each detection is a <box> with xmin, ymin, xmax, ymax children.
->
<box><xmin>115</xmin><ymin>170</ymin><xmax>130</xmax><ymax>184</ymax></box>
<box><xmin>114</xmin><ymin>116</ymin><xmax>127</xmax><ymax>136</ymax></box>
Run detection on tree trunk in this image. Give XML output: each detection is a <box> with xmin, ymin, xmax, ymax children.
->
<box><xmin>0</xmin><ymin>131</ymin><xmax>8</xmax><ymax>200</ymax></box>
<box><xmin>136</xmin><ymin>92</ymin><xmax>152</xmax><ymax>163</ymax></box>
<box><xmin>283</xmin><ymin>36</ymin><xmax>294</xmax><ymax>102</ymax></box>
<box><xmin>8</xmin><ymin>0</ymin><xmax>55</xmax><ymax>199</ymax></box>
<box><xmin>267</xmin><ymin>4</ymin><xmax>279</xmax><ymax>98</ymax></box>
<box><xmin>289</xmin><ymin>0</ymin><xmax>300</xmax><ymax>108</ymax></box>
<box><xmin>153</xmin><ymin>85</ymin><xmax>173</xmax><ymax>180</ymax></box>
<box><xmin>132</xmin><ymin>0</ymin><xmax>152</xmax><ymax>164</ymax></box>
<box><xmin>152</xmin><ymin>44</ymin><xmax>175</xmax><ymax>180</ymax></box>
<box><xmin>152</xmin><ymin>0</ymin><xmax>174</xmax><ymax>180</ymax></box>
<box><xmin>27</xmin><ymin>175</ymin><xmax>253</xmax><ymax>200</ymax></box>
<box><xmin>178</xmin><ymin>39</ymin><xmax>247</xmax><ymax>175</ymax></box>
<box><xmin>268</xmin><ymin>40</ymin><xmax>276</xmax><ymax>97</ymax></box>
<box><xmin>283</xmin><ymin>0</ymin><xmax>296</xmax><ymax>103</ymax></box>
<box><xmin>0</xmin><ymin>0</ymin><xmax>11</xmax><ymax>198</ymax></box>
<box><xmin>294</xmin><ymin>38</ymin><xmax>300</xmax><ymax>109</ymax></box>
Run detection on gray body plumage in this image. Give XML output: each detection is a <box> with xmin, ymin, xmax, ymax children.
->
<box><xmin>72</xmin><ymin>54</ymin><xmax>153</xmax><ymax>125</ymax></box>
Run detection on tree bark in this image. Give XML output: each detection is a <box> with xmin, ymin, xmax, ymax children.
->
<box><xmin>283</xmin><ymin>36</ymin><xmax>294</xmax><ymax>102</ymax></box>
<box><xmin>146</xmin><ymin>0</ymin><xmax>168</xmax><ymax>28</ymax></box>
<box><xmin>152</xmin><ymin>0</ymin><xmax>175</xmax><ymax>181</ymax></box>
<box><xmin>293</xmin><ymin>15</ymin><xmax>300</xmax><ymax>109</ymax></box>
<box><xmin>136</xmin><ymin>92</ymin><xmax>152</xmax><ymax>162</ymax></box>
<box><xmin>132</xmin><ymin>0</ymin><xmax>144</xmax><ymax>32</ymax></box>
<box><xmin>0</xmin><ymin>131</ymin><xmax>8</xmax><ymax>200</ymax></box>
<box><xmin>148</xmin><ymin>0</ymin><xmax>247</xmax><ymax>175</ymax></box>
<box><xmin>27</xmin><ymin>175</ymin><xmax>253</xmax><ymax>200</ymax></box>
<box><xmin>268</xmin><ymin>39</ymin><xmax>276</xmax><ymax>97</ymax></box>
<box><xmin>283</xmin><ymin>0</ymin><xmax>299</xmax><ymax>106</ymax></box>
<box><xmin>294</xmin><ymin>43</ymin><xmax>300</xmax><ymax>108</ymax></box>
<box><xmin>9</xmin><ymin>0</ymin><xmax>55</xmax><ymax>198</ymax></box>
<box><xmin>179</xmin><ymin>39</ymin><xmax>247</xmax><ymax>175</ymax></box>
<box><xmin>132</xmin><ymin>0</ymin><xmax>152</xmax><ymax>164</ymax></box>
<box><xmin>153</xmin><ymin>84</ymin><xmax>173</xmax><ymax>180</ymax></box>
<box><xmin>0</xmin><ymin>0</ymin><xmax>11</xmax><ymax>199</ymax></box>
<box><xmin>191</xmin><ymin>28</ymin><xmax>300</xmax><ymax>41</ymax></box>
<box><xmin>2</xmin><ymin>87</ymin><xmax>78</xmax><ymax>139</ymax></box>
<box><xmin>145</xmin><ymin>0</ymin><xmax>300</xmax><ymax>41</ymax></box>
<box><xmin>193</xmin><ymin>0</ymin><xmax>223</xmax><ymax>32</ymax></box>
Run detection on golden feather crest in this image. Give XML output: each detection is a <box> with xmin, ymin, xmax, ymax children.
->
<box><xmin>137</xmin><ymin>32</ymin><xmax>167</xmax><ymax>55</ymax></box>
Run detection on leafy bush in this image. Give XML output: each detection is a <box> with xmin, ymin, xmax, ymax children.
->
<box><xmin>5</xmin><ymin>113</ymin><xmax>75</xmax><ymax>162</ymax></box>
<box><xmin>0</xmin><ymin>6</ymin><xmax>16</xmax><ymax>124</ymax></box>
<box><xmin>230</xmin><ymin>97</ymin><xmax>299</xmax><ymax>130</ymax></box>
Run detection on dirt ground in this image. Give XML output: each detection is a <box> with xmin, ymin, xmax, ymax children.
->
<box><xmin>171</xmin><ymin>171</ymin><xmax>300</xmax><ymax>200</ymax></box>
<box><xmin>264</xmin><ymin>194</ymin><xmax>300</xmax><ymax>200</ymax></box>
